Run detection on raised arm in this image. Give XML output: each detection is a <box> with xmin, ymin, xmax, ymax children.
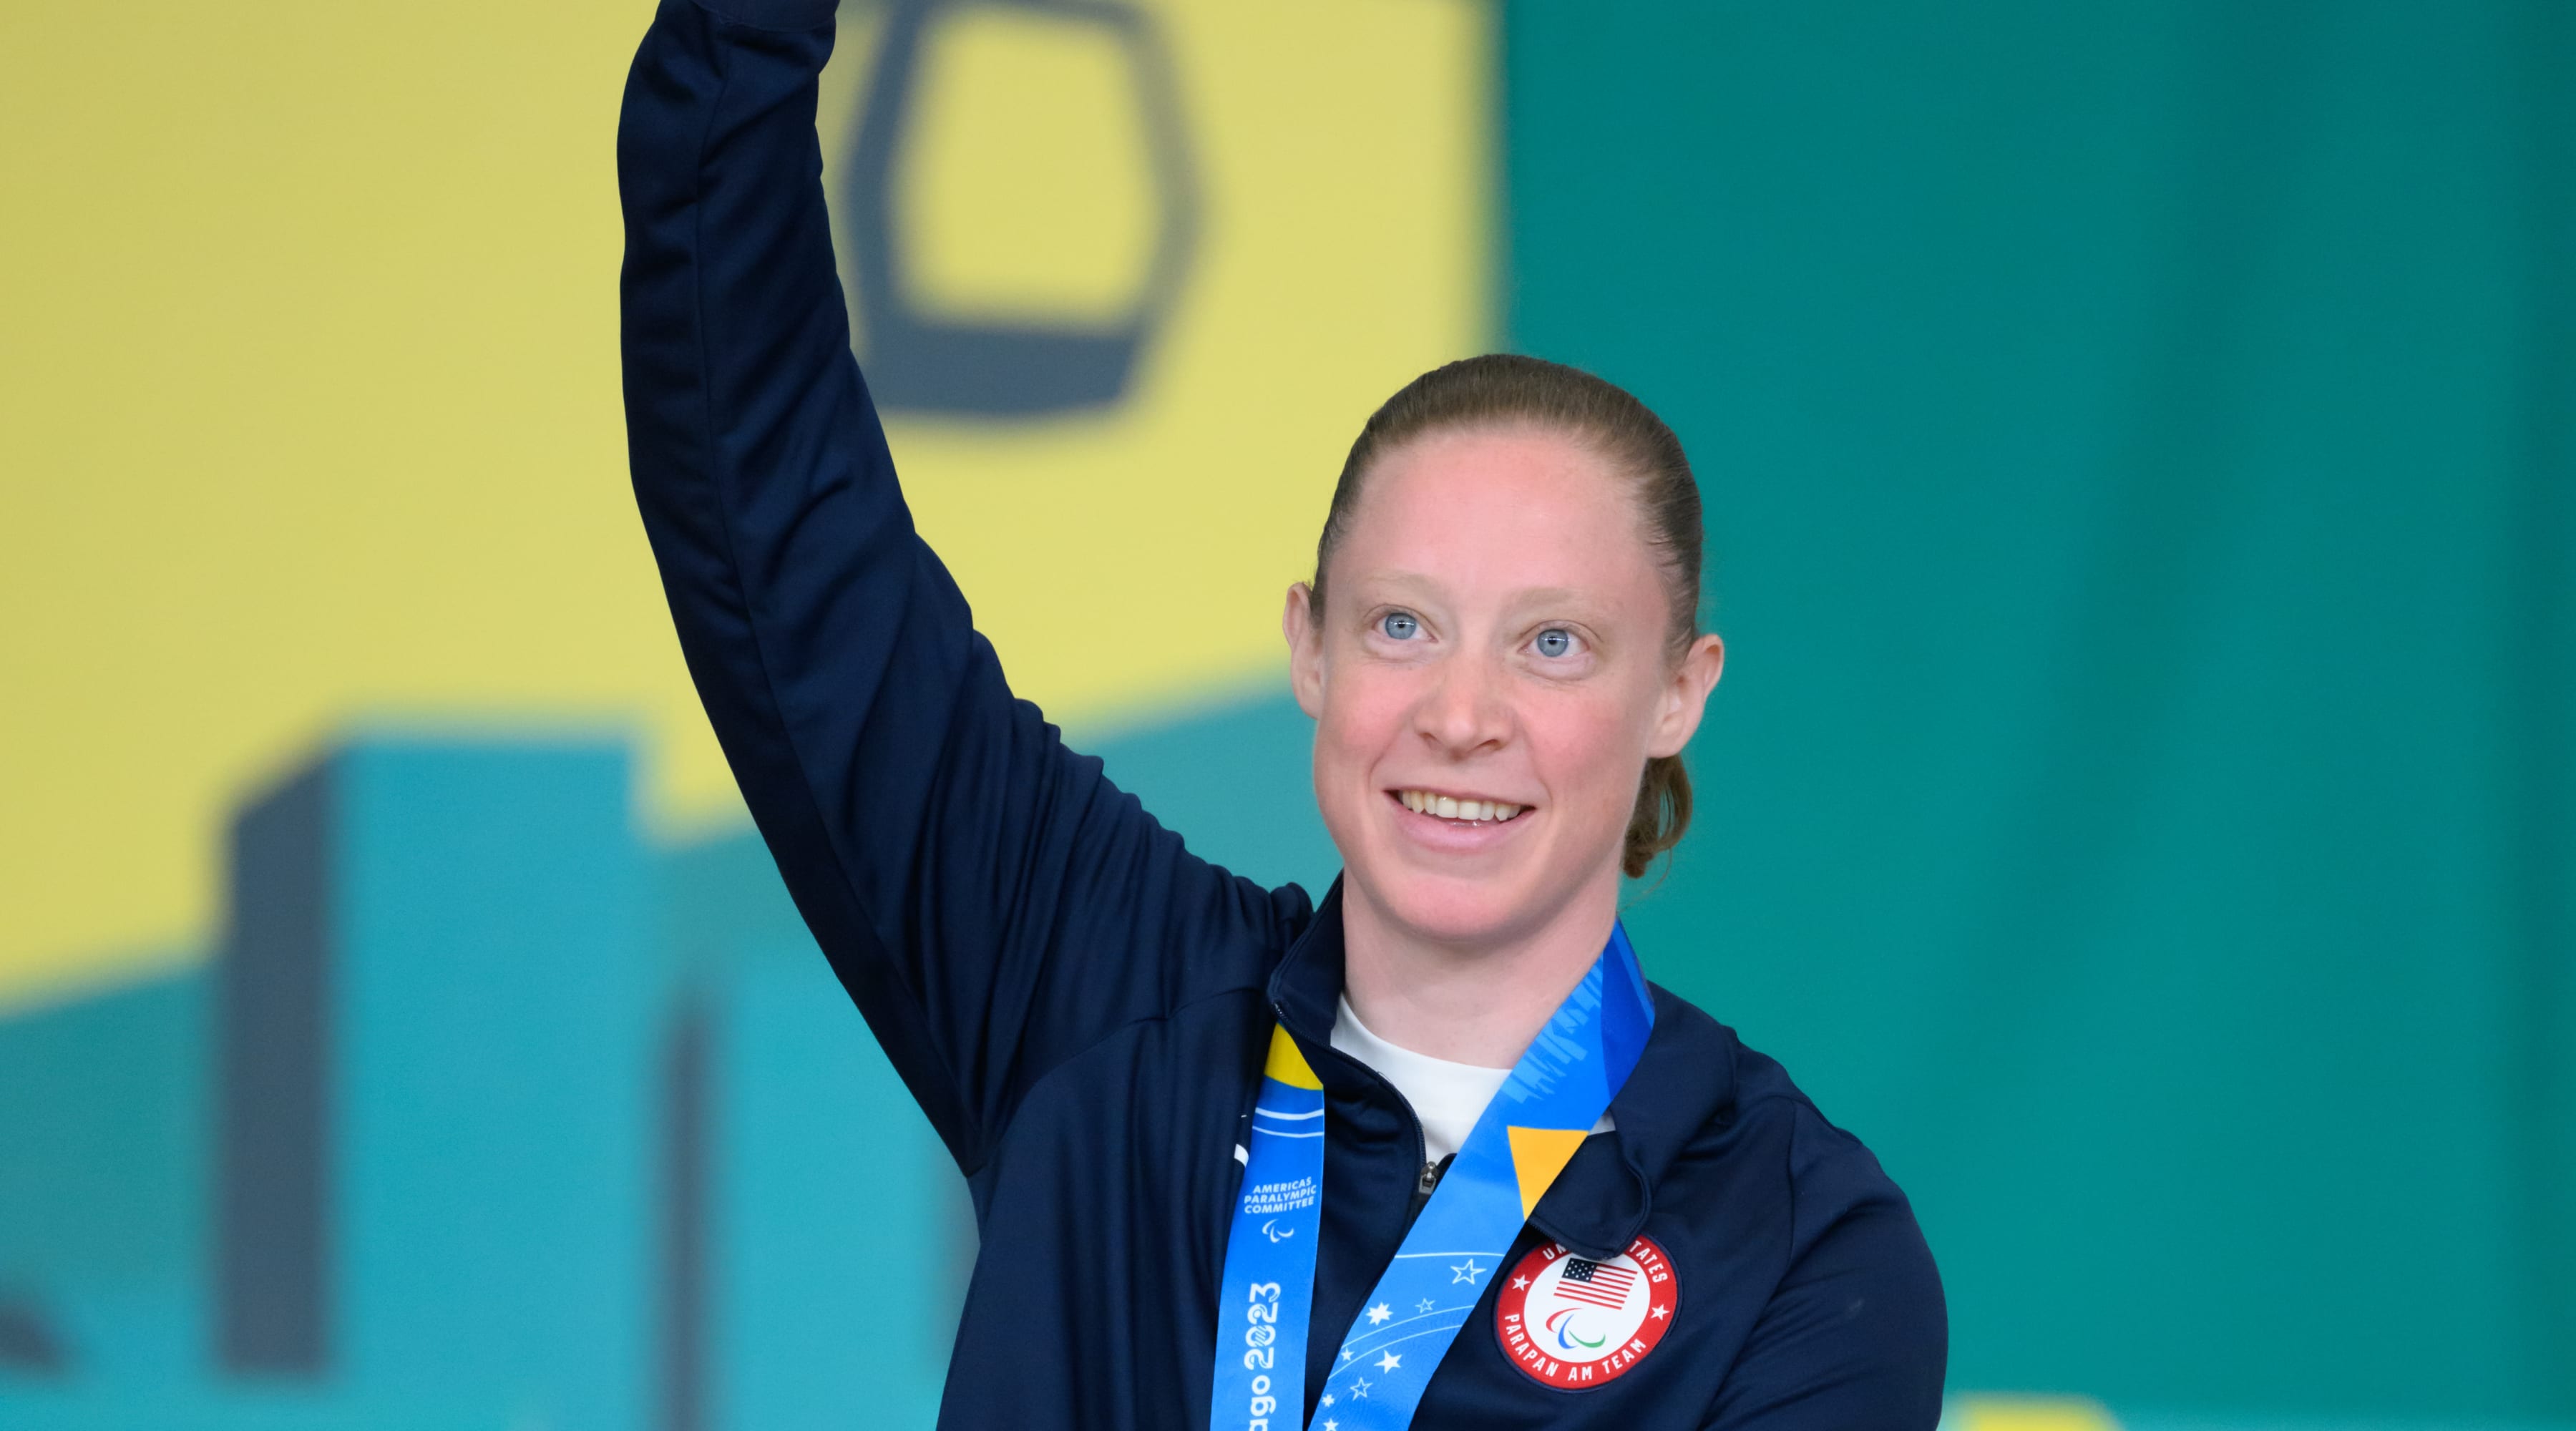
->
<box><xmin>617</xmin><ymin>0</ymin><xmax>1302</xmax><ymax>1172</ymax></box>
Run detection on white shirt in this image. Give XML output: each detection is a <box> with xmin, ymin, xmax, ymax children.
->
<box><xmin>1330</xmin><ymin>995</ymin><xmax>1615</xmax><ymax>1167</ymax></box>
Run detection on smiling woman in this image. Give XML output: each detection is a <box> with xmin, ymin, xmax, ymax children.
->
<box><xmin>617</xmin><ymin>2</ymin><xmax>1944</xmax><ymax>1427</ymax></box>
<box><xmin>1282</xmin><ymin>356</ymin><xmax>1726</xmax><ymax>1070</ymax></box>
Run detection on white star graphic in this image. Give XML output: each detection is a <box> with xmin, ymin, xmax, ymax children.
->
<box><xmin>1350</xmin><ymin>1377</ymin><xmax>1371</xmax><ymax>1399</ymax></box>
<box><xmin>1511</xmin><ymin>1274</ymin><xmax>1531</xmax><ymax>1290</ymax></box>
<box><xmin>1322</xmin><ymin>1392</ymin><xmax>1336</xmax><ymax>1407</ymax></box>
<box><xmin>1451</xmin><ymin>1257</ymin><xmax>1486</xmax><ymax>1284</ymax></box>
<box><xmin>1377</xmin><ymin>1351</ymin><xmax>1403</xmax><ymax>1372</ymax></box>
<box><xmin>1366</xmin><ymin>1301</ymin><xmax>1392</xmax><ymax>1325</ymax></box>
<box><xmin>1651</xmin><ymin>1303</ymin><xmax>1671</xmax><ymax>1320</ymax></box>
<box><xmin>1416</xmin><ymin>1298</ymin><xmax>1437</xmax><ymax>1313</ymax></box>
<box><xmin>1339</xmin><ymin>1345</ymin><xmax>1356</xmax><ymax>1363</ymax></box>
<box><xmin>1322</xmin><ymin>1422</ymin><xmax>1337</xmax><ymax>1431</ymax></box>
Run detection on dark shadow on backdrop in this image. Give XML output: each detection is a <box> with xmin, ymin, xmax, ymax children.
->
<box><xmin>841</xmin><ymin>0</ymin><xmax>1200</xmax><ymax>417</ymax></box>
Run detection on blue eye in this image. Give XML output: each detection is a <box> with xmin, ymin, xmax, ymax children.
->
<box><xmin>1380</xmin><ymin>612</ymin><xmax>1420</xmax><ymax>640</ymax></box>
<box><xmin>1535</xmin><ymin>628</ymin><xmax>1576</xmax><ymax>658</ymax></box>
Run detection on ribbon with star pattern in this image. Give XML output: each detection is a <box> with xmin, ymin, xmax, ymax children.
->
<box><xmin>1208</xmin><ymin>922</ymin><xmax>1654</xmax><ymax>1431</ymax></box>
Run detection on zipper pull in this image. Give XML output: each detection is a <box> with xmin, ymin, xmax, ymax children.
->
<box><xmin>1418</xmin><ymin>1160</ymin><xmax>1441</xmax><ymax>1195</ymax></box>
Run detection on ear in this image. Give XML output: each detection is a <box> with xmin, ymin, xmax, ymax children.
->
<box><xmin>1283</xmin><ymin>582</ymin><xmax>1327</xmax><ymax>718</ymax></box>
<box><xmin>1644</xmin><ymin>633</ymin><xmax>1725</xmax><ymax>758</ymax></box>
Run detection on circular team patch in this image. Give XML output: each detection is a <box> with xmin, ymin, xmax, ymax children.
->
<box><xmin>1493</xmin><ymin>1236</ymin><xmax>1677</xmax><ymax>1389</ymax></box>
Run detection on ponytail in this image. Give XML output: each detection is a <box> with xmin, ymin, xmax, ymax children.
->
<box><xmin>1623</xmin><ymin>754</ymin><xmax>1692</xmax><ymax>879</ymax></box>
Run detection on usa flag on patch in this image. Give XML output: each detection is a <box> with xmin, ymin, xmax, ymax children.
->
<box><xmin>1555</xmin><ymin>1259</ymin><xmax>1639</xmax><ymax>1310</ymax></box>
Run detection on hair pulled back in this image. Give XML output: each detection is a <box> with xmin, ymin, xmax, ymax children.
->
<box><xmin>1309</xmin><ymin>353</ymin><xmax>1706</xmax><ymax>879</ymax></box>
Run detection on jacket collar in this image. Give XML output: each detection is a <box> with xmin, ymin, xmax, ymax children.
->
<box><xmin>1268</xmin><ymin>879</ymin><xmax>1739</xmax><ymax>1263</ymax></box>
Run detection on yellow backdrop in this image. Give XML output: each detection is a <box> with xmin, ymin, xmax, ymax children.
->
<box><xmin>0</xmin><ymin>0</ymin><xmax>1488</xmax><ymax>1007</ymax></box>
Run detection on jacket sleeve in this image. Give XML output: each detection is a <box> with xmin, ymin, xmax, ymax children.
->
<box><xmin>1702</xmin><ymin>1107</ymin><xmax>1950</xmax><ymax>1429</ymax></box>
<box><xmin>616</xmin><ymin>0</ymin><xmax>1303</xmax><ymax>1174</ymax></box>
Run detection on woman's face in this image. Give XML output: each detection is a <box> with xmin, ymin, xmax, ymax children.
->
<box><xmin>1284</xmin><ymin>424</ymin><xmax>1724</xmax><ymax>953</ymax></box>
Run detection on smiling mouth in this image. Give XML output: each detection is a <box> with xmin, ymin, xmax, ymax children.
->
<box><xmin>1393</xmin><ymin>789</ymin><xmax>1530</xmax><ymax>825</ymax></box>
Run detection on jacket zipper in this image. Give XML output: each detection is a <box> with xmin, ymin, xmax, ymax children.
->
<box><xmin>1410</xmin><ymin>1153</ymin><xmax>1457</xmax><ymax>1223</ymax></box>
<box><xmin>1276</xmin><ymin>1002</ymin><xmax>1438</xmax><ymax>1223</ymax></box>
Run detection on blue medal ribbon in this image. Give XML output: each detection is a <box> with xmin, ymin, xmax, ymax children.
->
<box><xmin>1209</xmin><ymin>924</ymin><xmax>1655</xmax><ymax>1431</ymax></box>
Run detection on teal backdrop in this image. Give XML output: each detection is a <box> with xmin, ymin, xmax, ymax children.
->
<box><xmin>1491</xmin><ymin>0</ymin><xmax>2575</xmax><ymax>1421</ymax></box>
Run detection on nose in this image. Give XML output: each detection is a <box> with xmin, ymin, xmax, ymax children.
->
<box><xmin>1414</xmin><ymin>648</ymin><xmax>1513</xmax><ymax>757</ymax></box>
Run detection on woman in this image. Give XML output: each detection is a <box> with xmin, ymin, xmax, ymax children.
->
<box><xmin>618</xmin><ymin>1</ymin><xmax>1946</xmax><ymax>1427</ymax></box>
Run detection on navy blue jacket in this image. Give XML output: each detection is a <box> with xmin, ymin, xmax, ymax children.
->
<box><xmin>618</xmin><ymin>3</ymin><xmax>1946</xmax><ymax>1425</ymax></box>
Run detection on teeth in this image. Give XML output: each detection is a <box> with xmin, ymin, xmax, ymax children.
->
<box><xmin>1397</xmin><ymin>791</ymin><xmax>1526</xmax><ymax>824</ymax></box>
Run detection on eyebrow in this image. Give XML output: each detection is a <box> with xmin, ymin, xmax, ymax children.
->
<box><xmin>1508</xmin><ymin>586</ymin><xmax>1585</xmax><ymax>609</ymax></box>
<box><xmin>1356</xmin><ymin>572</ymin><xmax>1607</xmax><ymax>617</ymax></box>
